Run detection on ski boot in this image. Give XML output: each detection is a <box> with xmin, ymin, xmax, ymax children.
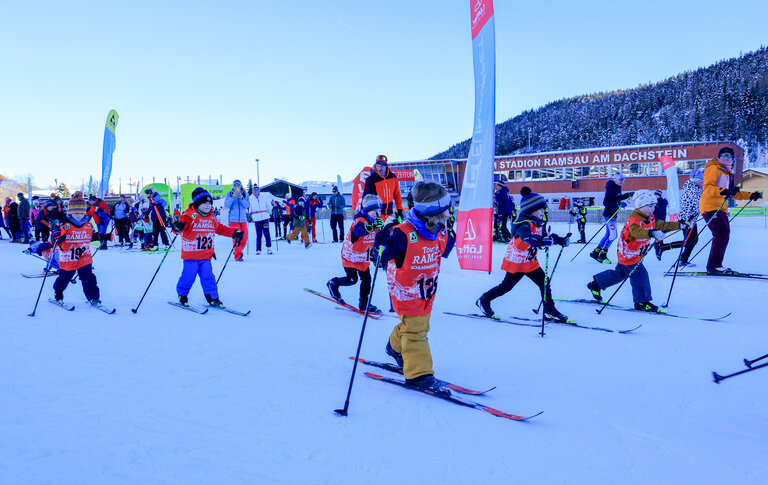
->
<box><xmin>598</xmin><ymin>247</ymin><xmax>612</xmax><ymax>264</ymax></box>
<box><xmin>679</xmin><ymin>260</ymin><xmax>695</xmax><ymax>268</ymax></box>
<box><xmin>385</xmin><ymin>341</ymin><xmax>404</xmax><ymax>368</ymax></box>
<box><xmin>326</xmin><ymin>279</ymin><xmax>344</xmax><ymax>303</ymax></box>
<box><xmin>634</xmin><ymin>301</ymin><xmax>660</xmax><ymax>312</ymax></box>
<box><xmin>205</xmin><ymin>294</ymin><xmax>225</xmax><ymax>308</ymax></box>
<box><xmin>178</xmin><ymin>295</ymin><xmax>190</xmax><ymax>307</ymax></box>
<box><xmin>543</xmin><ymin>304</ymin><xmax>569</xmax><ymax>323</ymax></box>
<box><xmin>707</xmin><ymin>267</ymin><xmax>733</xmax><ymax>275</ymax></box>
<box><xmin>587</xmin><ymin>279</ymin><xmax>602</xmax><ymax>301</ymax></box>
<box><xmin>405</xmin><ymin>374</ymin><xmax>451</xmax><ymax>397</ymax></box>
<box><xmin>475</xmin><ymin>295</ymin><xmax>496</xmax><ymax>318</ymax></box>
<box><xmin>589</xmin><ymin>247</ymin><xmax>603</xmax><ymax>263</ymax></box>
<box><xmin>255</xmin><ymin>250</ymin><xmax>261</xmax><ymax>255</ymax></box>
<box><xmin>89</xmin><ymin>299</ymin><xmax>102</xmax><ymax>307</ymax></box>
<box><xmin>267</xmin><ymin>248</ymin><xmax>273</xmax><ymax>255</ymax></box>
<box><xmin>54</xmin><ymin>291</ymin><xmax>64</xmax><ymax>303</ymax></box>
<box><xmin>359</xmin><ymin>300</ymin><xmax>382</xmax><ymax>315</ymax></box>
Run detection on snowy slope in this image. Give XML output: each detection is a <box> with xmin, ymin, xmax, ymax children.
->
<box><xmin>1</xmin><ymin>219</ymin><xmax>767</xmax><ymax>484</ymax></box>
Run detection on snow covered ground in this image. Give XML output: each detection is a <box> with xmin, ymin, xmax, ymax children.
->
<box><xmin>1</xmin><ymin>218</ymin><xmax>767</xmax><ymax>484</ymax></box>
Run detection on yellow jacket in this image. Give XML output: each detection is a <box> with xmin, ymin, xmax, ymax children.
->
<box><xmin>699</xmin><ymin>158</ymin><xmax>752</xmax><ymax>214</ymax></box>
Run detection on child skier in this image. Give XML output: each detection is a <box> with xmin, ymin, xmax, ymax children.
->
<box><xmin>50</xmin><ymin>194</ymin><xmax>102</xmax><ymax>306</ymax></box>
<box><xmin>326</xmin><ymin>194</ymin><xmax>385</xmax><ymax>314</ymax></box>
<box><xmin>285</xmin><ymin>197</ymin><xmax>312</xmax><ymax>248</ymax></box>
<box><xmin>171</xmin><ymin>187</ymin><xmax>244</xmax><ymax>308</ymax></box>
<box><xmin>476</xmin><ymin>187</ymin><xmax>570</xmax><ymax>322</ymax></box>
<box><xmin>377</xmin><ymin>181</ymin><xmax>455</xmax><ymax>395</ymax></box>
<box><xmin>569</xmin><ymin>200</ymin><xmax>588</xmax><ymax>243</ymax></box>
<box><xmin>587</xmin><ymin>189</ymin><xmax>682</xmax><ymax>312</ymax></box>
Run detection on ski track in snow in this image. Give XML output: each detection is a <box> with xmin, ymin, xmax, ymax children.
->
<box><xmin>1</xmin><ymin>219</ymin><xmax>768</xmax><ymax>484</ymax></box>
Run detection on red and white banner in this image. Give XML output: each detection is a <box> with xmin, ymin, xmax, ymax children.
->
<box><xmin>659</xmin><ymin>155</ymin><xmax>680</xmax><ymax>221</ymax></box>
<box><xmin>457</xmin><ymin>0</ymin><xmax>496</xmax><ymax>272</ymax></box>
<box><xmin>351</xmin><ymin>167</ymin><xmax>371</xmax><ymax>210</ymax></box>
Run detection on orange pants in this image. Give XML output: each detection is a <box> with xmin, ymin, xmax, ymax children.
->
<box><xmin>229</xmin><ymin>222</ymin><xmax>248</xmax><ymax>259</ymax></box>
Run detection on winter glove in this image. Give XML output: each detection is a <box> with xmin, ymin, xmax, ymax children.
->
<box><xmin>446</xmin><ymin>206</ymin><xmax>456</xmax><ymax>239</ymax></box>
<box><xmin>372</xmin><ymin>217</ymin><xmax>385</xmax><ymax>229</ymax></box>
<box><xmin>552</xmin><ymin>232</ymin><xmax>571</xmax><ymax>247</ymax></box>
<box><xmin>171</xmin><ymin>221</ymin><xmax>186</xmax><ymax>234</ymax></box>
<box><xmin>650</xmin><ymin>230</ymin><xmax>665</xmax><ymax>240</ymax></box>
<box><xmin>51</xmin><ymin>227</ymin><xmax>66</xmax><ymax>245</ymax></box>
<box><xmin>535</xmin><ymin>235</ymin><xmax>554</xmax><ymax>248</ymax></box>
<box><xmin>232</xmin><ymin>230</ymin><xmax>244</xmax><ymax>246</ymax></box>
<box><xmin>749</xmin><ymin>191</ymin><xmax>763</xmax><ymax>201</ymax></box>
<box><xmin>720</xmin><ymin>186</ymin><xmax>741</xmax><ymax>197</ymax></box>
<box><xmin>396</xmin><ymin>209</ymin><xmax>404</xmax><ymax>224</ymax></box>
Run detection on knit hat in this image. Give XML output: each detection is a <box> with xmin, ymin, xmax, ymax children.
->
<box><xmin>717</xmin><ymin>147</ymin><xmax>735</xmax><ymax>158</ymax></box>
<box><xmin>298</xmin><ymin>197</ymin><xmax>306</xmax><ymax>203</ymax></box>
<box><xmin>332</xmin><ymin>185</ymin><xmax>339</xmax><ymax>192</ymax></box>
<box><xmin>375</xmin><ymin>155</ymin><xmax>388</xmax><ymax>165</ymax></box>
<box><xmin>519</xmin><ymin>187</ymin><xmax>547</xmax><ymax>213</ymax></box>
<box><xmin>654</xmin><ymin>190</ymin><xmax>663</xmax><ymax>197</ymax></box>
<box><xmin>68</xmin><ymin>195</ymin><xmax>87</xmax><ymax>218</ymax></box>
<box><xmin>191</xmin><ymin>187</ymin><xmax>213</xmax><ymax>210</ymax></box>
<box><xmin>689</xmin><ymin>169</ymin><xmax>704</xmax><ymax>180</ymax></box>
<box><xmin>632</xmin><ymin>189</ymin><xmax>657</xmax><ymax>209</ymax></box>
<box><xmin>233</xmin><ymin>179</ymin><xmax>242</xmax><ymax>187</ymax></box>
<box><xmin>613</xmin><ymin>173</ymin><xmax>626</xmax><ymax>183</ymax></box>
<box><xmin>253</xmin><ymin>185</ymin><xmax>260</xmax><ymax>191</ymax></box>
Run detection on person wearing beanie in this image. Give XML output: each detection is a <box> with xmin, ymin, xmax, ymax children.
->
<box><xmin>50</xmin><ymin>194</ymin><xmax>103</xmax><ymax>306</ymax></box>
<box><xmin>86</xmin><ymin>194</ymin><xmax>111</xmax><ymax>250</ymax></box>
<box><xmin>171</xmin><ymin>187</ymin><xmax>244</xmax><ymax>308</ymax></box>
<box><xmin>698</xmin><ymin>146</ymin><xmax>762</xmax><ymax>274</ymax></box>
<box><xmin>17</xmin><ymin>192</ymin><xmax>31</xmax><ymax>243</ymax></box>
<box><xmin>282</xmin><ymin>193</ymin><xmax>296</xmax><ymax>236</ymax></box>
<box><xmin>591</xmin><ymin>173</ymin><xmax>634</xmax><ymax>264</ymax></box>
<box><xmin>6</xmin><ymin>196</ymin><xmax>22</xmax><ymax>242</ymax></box>
<box><xmin>328</xmin><ymin>185</ymin><xmax>346</xmax><ymax>243</ymax></box>
<box><xmin>476</xmin><ymin>187</ymin><xmax>571</xmax><ymax>322</ymax></box>
<box><xmin>0</xmin><ymin>197</ymin><xmax>8</xmax><ymax>240</ymax></box>
<box><xmin>285</xmin><ymin>196</ymin><xmax>312</xmax><ymax>248</ymax></box>
<box><xmin>30</xmin><ymin>196</ymin><xmax>42</xmax><ymax>241</ymax></box>
<box><xmin>224</xmin><ymin>179</ymin><xmax>250</xmax><ymax>261</ymax></box>
<box><xmin>587</xmin><ymin>189</ymin><xmax>682</xmax><ymax>312</ymax></box>
<box><xmin>248</xmin><ymin>185</ymin><xmax>274</xmax><ymax>255</ymax></box>
<box><xmin>493</xmin><ymin>181</ymin><xmax>515</xmax><ymax>242</ymax></box>
<box><xmin>307</xmin><ymin>192</ymin><xmax>324</xmax><ymax>243</ymax></box>
<box><xmin>375</xmin><ymin>181</ymin><xmax>456</xmax><ymax>396</ymax></box>
<box><xmin>675</xmin><ymin>170</ymin><xmax>705</xmax><ymax>266</ymax></box>
<box><xmin>270</xmin><ymin>200</ymin><xmax>284</xmax><ymax>239</ymax></box>
<box><xmin>326</xmin><ymin>194</ymin><xmax>385</xmax><ymax>314</ymax></box>
<box><xmin>362</xmin><ymin>154</ymin><xmax>404</xmax><ymax>222</ymax></box>
<box><xmin>569</xmin><ymin>199</ymin><xmax>588</xmax><ymax>244</ymax></box>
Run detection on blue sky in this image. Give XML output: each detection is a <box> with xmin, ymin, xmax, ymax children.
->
<box><xmin>1</xmin><ymin>0</ymin><xmax>767</xmax><ymax>191</ymax></box>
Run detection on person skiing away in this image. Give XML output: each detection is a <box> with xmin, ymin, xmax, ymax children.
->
<box><xmin>271</xmin><ymin>200</ymin><xmax>284</xmax><ymax>239</ymax></box>
<box><xmin>569</xmin><ymin>200</ymin><xmax>588</xmax><ymax>243</ymax></box>
<box><xmin>87</xmin><ymin>195</ymin><xmax>111</xmax><ymax>250</ymax></box>
<box><xmin>224</xmin><ymin>179</ymin><xmax>250</xmax><ymax>261</ymax></box>
<box><xmin>171</xmin><ymin>187</ymin><xmax>244</xmax><ymax>308</ymax></box>
<box><xmin>699</xmin><ymin>146</ymin><xmax>762</xmax><ymax>274</ymax></box>
<box><xmin>326</xmin><ymin>194</ymin><xmax>385</xmax><ymax>314</ymax></box>
<box><xmin>652</xmin><ymin>190</ymin><xmax>673</xmax><ymax>260</ymax></box>
<box><xmin>285</xmin><ymin>197</ymin><xmax>312</xmax><ymax>248</ymax></box>
<box><xmin>307</xmin><ymin>192</ymin><xmax>324</xmax><ymax>243</ymax></box>
<box><xmin>587</xmin><ymin>190</ymin><xmax>683</xmax><ymax>312</ymax></box>
<box><xmin>17</xmin><ymin>193</ymin><xmax>31</xmax><ymax>243</ymax></box>
<box><xmin>676</xmin><ymin>169</ymin><xmax>704</xmax><ymax>266</ymax></box>
<box><xmin>493</xmin><ymin>181</ymin><xmax>514</xmax><ymax>242</ymax></box>
<box><xmin>591</xmin><ymin>173</ymin><xmax>633</xmax><ymax>264</ymax></box>
<box><xmin>362</xmin><ymin>155</ymin><xmax>404</xmax><ymax>222</ymax></box>
<box><xmin>248</xmin><ymin>185</ymin><xmax>273</xmax><ymax>255</ymax></box>
<box><xmin>376</xmin><ymin>181</ymin><xmax>455</xmax><ymax>395</ymax></box>
<box><xmin>328</xmin><ymin>185</ymin><xmax>346</xmax><ymax>243</ymax></box>
<box><xmin>50</xmin><ymin>194</ymin><xmax>103</xmax><ymax>306</ymax></box>
<box><xmin>146</xmin><ymin>189</ymin><xmax>170</xmax><ymax>249</ymax></box>
<box><xmin>476</xmin><ymin>187</ymin><xmax>571</xmax><ymax>322</ymax></box>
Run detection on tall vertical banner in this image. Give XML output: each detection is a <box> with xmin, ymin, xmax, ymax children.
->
<box><xmin>456</xmin><ymin>0</ymin><xmax>496</xmax><ymax>272</ymax></box>
<box><xmin>99</xmin><ymin>109</ymin><xmax>119</xmax><ymax>198</ymax></box>
<box><xmin>659</xmin><ymin>155</ymin><xmax>680</xmax><ymax>221</ymax></box>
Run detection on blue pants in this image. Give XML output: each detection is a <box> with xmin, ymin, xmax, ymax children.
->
<box><xmin>54</xmin><ymin>264</ymin><xmax>99</xmax><ymax>300</ymax></box>
<box><xmin>593</xmin><ymin>261</ymin><xmax>652</xmax><ymax>304</ymax></box>
<box><xmin>21</xmin><ymin>219</ymin><xmax>31</xmax><ymax>242</ymax></box>
<box><xmin>254</xmin><ymin>220</ymin><xmax>272</xmax><ymax>251</ymax></box>
<box><xmin>176</xmin><ymin>259</ymin><xmax>218</xmax><ymax>298</ymax></box>
<box><xmin>598</xmin><ymin>216</ymin><xmax>618</xmax><ymax>250</ymax></box>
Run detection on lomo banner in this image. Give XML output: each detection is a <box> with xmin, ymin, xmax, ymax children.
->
<box><xmin>659</xmin><ymin>155</ymin><xmax>680</xmax><ymax>221</ymax></box>
<box><xmin>99</xmin><ymin>109</ymin><xmax>119</xmax><ymax>198</ymax></box>
<box><xmin>456</xmin><ymin>0</ymin><xmax>496</xmax><ymax>272</ymax></box>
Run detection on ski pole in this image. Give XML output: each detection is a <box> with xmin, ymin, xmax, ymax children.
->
<box><xmin>533</xmin><ymin>233</ymin><xmax>571</xmax><ymax>315</ymax></box>
<box><xmin>744</xmin><ymin>352</ymin><xmax>768</xmax><ymax>368</ymax></box>
<box><xmin>596</xmin><ymin>243</ymin><xmax>655</xmax><ymax>315</ymax></box>
<box><xmin>662</xmin><ymin>213</ymin><xmax>702</xmax><ymax>308</ymax></box>
<box><xmin>321</xmin><ymin>212</ymin><xmax>326</xmax><ymax>243</ymax></box>
<box><xmin>662</xmin><ymin>197</ymin><xmax>730</xmax><ymax>276</ymax></box>
<box><xmin>682</xmin><ymin>198</ymin><xmax>756</xmax><ymax>267</ymax></box>
<box><xmin>131</xmin><ymin>234</ymin><xmax>178</xmax><ymax>313</ymax></box>
<box><xmin>28</xmin><ymin>242</ymin><xmax>60</xmax><ymax>317</ymax></box>
<box><xmin>713</xmin><ymin>361</ymin><xmax>768</xmax><ymax>383</ymax></box>
<box><xmin>569</xmin><ymin>206</ymin><xmax>621</xmax><ymax>262</ymax></box>
<box><xmin>216</xmin><ymin>245</ymin><xmax>236</xmax><ymax>284</ymax></box>
<box><xmin>539</xmin><ymin>245</ymin><xmax>550</xmax><ymax>337</ymax></box>
<box><xmin>335</xmin><ymin>246</ymin><xmax>385</xmax><ymax>417</ymax></box>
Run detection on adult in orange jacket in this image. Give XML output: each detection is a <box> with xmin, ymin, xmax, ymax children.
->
<box><xmin>362</xmin><ymin>155</ymin><xmax>404</xmax><ymax>222</ymax></box>
<box><xmin>699</xmin><ymin>147</ymin><xmax>762</xmax><ymax>274</ymax></box>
